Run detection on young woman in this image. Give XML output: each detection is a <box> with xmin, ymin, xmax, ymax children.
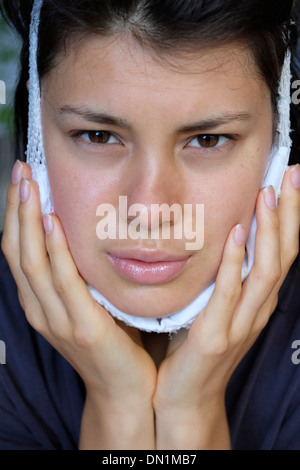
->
<box><xmin>0</xmin><ymin>0</ymin><xmax>300</xmax><ymax>450</ymax></box>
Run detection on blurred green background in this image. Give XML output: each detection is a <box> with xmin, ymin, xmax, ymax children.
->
<box><xmin>0</xmin><ymin>19</ymin><xmax>16</xmax><ymax>135</ymax></box>
<box><xmin>0</xmin><ymin>14</ymin><xmax>20</xmax><ymax>231</ymax></box>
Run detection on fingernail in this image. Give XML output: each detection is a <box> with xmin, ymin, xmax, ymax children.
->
<box><xmin>11</xmin><ymin>160</ymin><xmax>23</xmax><ymax>185</ymax></box>
<box><xmin>43</xmin><ymin>215</ymin><xmax>53</xmax><ymax>235</ymax></box>
<box><xmin>19</xmin><ymin>178</ymin><xmax>30</xmax><ymax>203</ymax></box>
<box><xmin>263</xmin><ymin>185</ymin><xmax>277</xmax><ymax>210</ymax></box>
<box><xmin>233</xmin><ymin>224</ymin><xmax>246</xmax><ymax>245</ymax></box>
<box><xmin>290</xmin><ymin>164</ymin><xmax>300</xmax><ymax>189</ymax></box>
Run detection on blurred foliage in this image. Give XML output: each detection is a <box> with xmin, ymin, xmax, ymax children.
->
<box><xmin>0</xmin><ymin>14</ymin><xmax>19</xmax><ymax>136</ymax></box>
<box><xmin>0</xmin><ymin>106</ymin><xmax>14</xmax><ymax>135</ymax></box>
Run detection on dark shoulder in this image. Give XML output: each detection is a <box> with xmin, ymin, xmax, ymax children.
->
<box><xmin>0</xmin><ymin>232</ymin><xmax>23</xmax><ymax>321</ymax></box>
<box><xmin>277</xmin><ymin>248</ymin><xmax>300</xmax><ymax>316</ymax></box>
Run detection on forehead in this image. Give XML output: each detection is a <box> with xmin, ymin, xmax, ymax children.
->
<box><xmin>42</xmin><ymin>34</ymin><xmax>270</xmax><ymax>117</ymax></box>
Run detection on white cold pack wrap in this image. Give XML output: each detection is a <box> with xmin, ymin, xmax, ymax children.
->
<box><xmin>27</xmin><ymin>0</ymin><xmax>292</xmax><ymax>333</ymax></box>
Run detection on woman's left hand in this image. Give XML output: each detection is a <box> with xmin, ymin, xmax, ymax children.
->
<box><xmin>154</xmin><ymin>165</ymin><xmax>300</xmax><ymax>450</ymax></box>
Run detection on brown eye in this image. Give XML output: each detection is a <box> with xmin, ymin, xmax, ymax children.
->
<box><xmin>197</xmin><ymin>135</ymin><xmax>220</xmax><ymax>148</ymax></box>
<box><xmin>87</xmin><ymin>131</ymin><xmax>112</xmax><ymax>144</ymax></box>
<box><xmin>74</xmin><ymin>130</ymin><xmax>121</xmax><ymax>147</ymax></box>
<box><xmin>188</xmin><ymin>134</ymin><xmax>230</xmax><ymax>150</ymax></box>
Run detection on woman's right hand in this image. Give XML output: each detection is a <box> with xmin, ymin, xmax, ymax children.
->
<box><xmin>1</xmin><ymin>161</ymin><xmax>157</xmax><ymax>450</ymax></box>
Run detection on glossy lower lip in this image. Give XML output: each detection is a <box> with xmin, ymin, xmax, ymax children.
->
<box><xmin>106</xmin><ymin>254</ymin><xmax>191</xmax><ymax>285</ymax></box>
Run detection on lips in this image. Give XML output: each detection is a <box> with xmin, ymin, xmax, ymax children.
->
<box><xmin>106</xmin><ymin>249</ymin><xmax>191</xmax><ymax>285</ymax></box>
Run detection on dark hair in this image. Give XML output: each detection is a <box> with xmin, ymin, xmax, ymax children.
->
<box><xmin>0</xmin><ymin>0</ymin><xmax>298</xmax><ymax>162</ymax></box>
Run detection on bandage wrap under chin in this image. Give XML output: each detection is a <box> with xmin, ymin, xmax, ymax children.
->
<box><xmin>27</xmin><ymin>0</ymin><xmax>292</xmax><ymax>333</ymax></box>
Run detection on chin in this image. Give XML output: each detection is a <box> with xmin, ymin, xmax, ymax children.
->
<box><xmin>92</xmin><ymin>284</ymin><xmax>202</xmax><ymax>319</ymax></box>
<box><xmin>77</xmin><ymin>256</ymin><xmax>209</xmax><ymax>319</ymax></box>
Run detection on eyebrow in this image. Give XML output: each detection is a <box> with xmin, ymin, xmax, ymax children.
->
<box><xmin>58</xmin><ymin>105</ymin><xmax>131</xmax><ymax>129</ymax></box>
<box><xmin>176</xmin><ymin>112</ymin><xmax>252</xmax><ymax>134</ymax></box>
<box><xmin>58</xmin><ymin>105</ymin><xmax>251</xmax><ymax>133</ymax></box>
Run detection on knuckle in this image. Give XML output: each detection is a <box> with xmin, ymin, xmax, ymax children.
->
<box><xmin>256</xmin><ymin>262</ymin><xmax>281</xmax><ymax>287</ymax></box>
<box><xmin>219</xmin><ymin>286</ymin><xmax>241</xmax><ymax>305</ymax></box>
<box><xmin>53</xmin><ymin>276</ymin><xmax>71</xmax><ymax>299</ymax></box>
<box><xmin>252</xmin><ymin>299</ymin><xmax>276</xmax><ymax>334</ymax></box>
<box><xmin>24</xmin><ymin>307</ymin><xmax>45</xmax><ymax>334</ymax></box>
<box><xmin>20</xmin><ymin>255</ymin><xmax>38</xmax><ymax>279</ymax></box>
<box><xmin>72</xmin><ymin>325</ymin><xmax>96</xmax><ymax>349</ymax></box>
<box><xmin>203</xmin><ymin>333</ymin><xmax>230</xmax><ymax>356</ymax></box>
<box><xmin>253</xmin><ymin>314</ymin><xmax>270</xmax><ymax>334</ymax></box>
<box><xmin>20</xmin><ymin>257</ymin><xmax>34</xmax><ymax>277</ymax></box>
<box><xmin>230</xmin><ymin>327</ymin><xmax>248</xmax><ymax>347</ymax></box>
<box><xmin>1</xmin><ymin>234</ymin><xmax>10</xmax><ymax>259</ymax></box>
<box><xmin>48</xmin><ymin>320</ymin><xmax>65</xmax><ymax>341</ymax></box>
<box><xmin>20</xmin><ymin>254</ymin><xmax>47</xmax><ymax>284</ymax></box>
<box><xmin>269</xmin><ymin>264</ymin><xmax>282</xmax><ymax>285</ymax></box>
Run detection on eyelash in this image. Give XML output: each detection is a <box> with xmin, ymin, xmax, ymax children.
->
<box><xmin>187</xmin><ymin>134</ymin><xmax>232</xmax><ymax>150</ymax></box>
<box><xmin>71</xmin><ymin>130</ymin><xmax>235</xmax><ymax>152</ymax></box>
<box><xmin>71</xmin><ymin>130</ymin><xmax>122</xmax><ymax>149</ymax></box>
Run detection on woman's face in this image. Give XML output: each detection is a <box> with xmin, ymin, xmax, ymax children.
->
<box><xmin>41</xmin><ymin>35</ymin><xmax>273</xmax><ymax>318</ymax></box>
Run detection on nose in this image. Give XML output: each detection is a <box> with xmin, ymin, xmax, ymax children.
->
<box><xmin>119</xmin><ymin>149</ymin><xmax>185</xmax><ymax>232</ymax></box>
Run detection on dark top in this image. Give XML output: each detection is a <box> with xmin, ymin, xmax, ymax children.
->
<box><xmin>0</xmin><ymin>234</ymin><xmax>300</xmax><ymax>450</ymax></box>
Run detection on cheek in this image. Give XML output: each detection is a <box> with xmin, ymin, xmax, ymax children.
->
<box><xmin>188</xmin><ymin>161</ymin><xmax>265</xmax><ymax>246</ymax></box>
<box><xmin>186</xmin><ymin>161</ymin><xmax>265</xmax><ymax>283</ymax></box>
<box><xmin>46</xmin><ymin>158</ymin><xmax>118</xmax><ymax>255</ymax></box>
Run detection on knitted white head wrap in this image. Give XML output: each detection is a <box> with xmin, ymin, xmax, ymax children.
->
<box><xmin>27</xmin><ymin>0</ymin><xmax>292</xmax><ymax>333</ymax></box>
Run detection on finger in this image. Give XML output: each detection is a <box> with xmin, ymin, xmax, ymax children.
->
<box><xmin>235</xmin><ymin>186</ymin><xmax>281</xmax><ymax>328</ymax></box>
<box><xmin>2</xmin><ymin>161</ymin><xmax>51</xmax><ymax>329</ymax></box>
<box><xmin>277</xmin><ymin>165</ymin><xmax>300</xmax><ymax>277</ymax></box>
<box><xmin>2</xmin><ymin>161</ymin><xmax>32</xmax><ymax>266</ymax></box>
<box><xmin>191</xmin><ymin>224</ymin><xmax>246</xmax><ymax>349</ymax></box>
<box><xmin>18</xmin><ymin>178</ymin><xmax>65</xmax><ymax>332</ymax></box>
<box><xmin>18</xmin><ymin>178</ymin><xmax>49</xmax><ymax>282</ymax></box>
<box><xmin>1</xmin><ymin>162</ymin><xmax>44</xmax><ymax>327</ymax></box>
<box><xmin>43</xmin><ymin>214</ymin><xmax>112</xmax><ymax>330</ymax></box>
